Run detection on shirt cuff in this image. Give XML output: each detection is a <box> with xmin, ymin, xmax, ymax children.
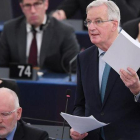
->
<box><xmin>134</xmin><ymin>92</ymin><xmax>140</xmax><ymax>102</ymax></box>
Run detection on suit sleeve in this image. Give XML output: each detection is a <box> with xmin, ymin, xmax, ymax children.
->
<box><xmin>8</xmin><ymin>81</ymin><xmax>19</xmax><ymax>96</ymax></box>
<box><xmin>57</xmin><ymin>0</ymin><xmax>80</xmax><ymax>18</ymax></box>
<box><xmin>61</xmin><ymin>25</ymin><xmax>80</xmax><ymax>73</ymax></box>
<box><xmin>38</xmin><ymin>131</ymin><xmax>49</xmax><ymax>140</ymax></box>
<box><xmin>0</xmin><ymin>79</ymin><xmax>20</xmax><ymax>98</ymax></box>
<box><xmin>136</xmin><ymin>69</ymin><xmax>140</xmax><ymax>103</ymax></box>
<box><xmin>73</xmin><ymin>54</ymin><xmax>85</xmax><ymax>116</ymax></box>
<box><xmin>0</xmin><ymin>23</ymin><xmax>11</xmax><ymax>67</ymax></box>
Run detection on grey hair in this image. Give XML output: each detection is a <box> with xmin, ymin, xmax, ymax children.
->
<box><xmin>86</xmin><ymin>0</ymin><xmax>120</xmax><ymax>26</ymax></box>
<box><xmin>0</xmin><ymin>87</ymin><xmax>20</xmax><ymax>108</ymax></box>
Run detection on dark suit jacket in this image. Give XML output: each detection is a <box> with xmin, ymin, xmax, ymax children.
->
<box><xmin>73</xmin><ymin>45</ymin><xmax>140</xmax><ymax>140</ymax></box>
<box><xmin>122</xmin><ymin>17</ymin><xmax>140</xmax><ymax>39</ymax></box>
<box><xmin>57</xmin><ymin>0</ymin><xmax>140</xmax><ymax>25</ymax></box>
<box><xmin>0</xmin><ymin>15</ymin><xmax>80</xmax><ymax>73</ymax></box>
<box><xmin>13</xmin><ymin>120</ymin><xmax>49</xmax><ymax>140</ymax></box>
<box><xmin>0</xmin><ymin>79</ymin><xmax>19</xmax><ymax>95</ymax></box>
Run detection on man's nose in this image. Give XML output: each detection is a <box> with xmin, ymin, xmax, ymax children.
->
<box><xmin>0</xmin><ymin>116</ymin><xmax>3</xmax><ymax>123</ymax></box>
<box><xmin>30</xmin><ymin>5</ymin><xmax>36</xmax><ymax>13</ymax></box>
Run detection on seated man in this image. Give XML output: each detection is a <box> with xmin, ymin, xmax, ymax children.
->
<box><xmin>0</xmin><ymin>87</ymin><xmax>49</xmax><ymax>140</ymax></box>
<box><xmin>0</xmin><ymin>0</ymin><xmax>80</xmax><ymax>73</ymax></box>
<box><xmin>122</xmin><ymin>17</ymin><xmax>140</xmax><ymax>42</ymax></box>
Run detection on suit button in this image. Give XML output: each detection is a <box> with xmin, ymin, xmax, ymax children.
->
<box><xmin>101</xmin><ymin>112</ymin><xmax>104</xmax><ymax>116</ymax></box>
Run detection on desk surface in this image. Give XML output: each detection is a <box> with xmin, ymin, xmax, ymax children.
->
<box><xmin>17</xmin><ymin>73</ymin><xmax>77</xmax><ymax>125</ymax></box>
<box><xmin>17</xmin><ymin>73</ymin><xmax>76</xmax><ymax>85</ymax></box>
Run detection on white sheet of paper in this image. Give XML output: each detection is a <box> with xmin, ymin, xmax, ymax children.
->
<box><xmin>60</xmin><ymin>112</ymin><xmax>108</xmax><ymax>134</ymax></box>
<box><xmin>102</xmin><ymin>29</ymin><xmax>140</xmax><ymax>74</ymax></box>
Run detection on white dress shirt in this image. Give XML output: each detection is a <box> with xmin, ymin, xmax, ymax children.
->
<box><xmin>26</xmin><ymin>15</ymin><xmax>47</xmax><ymax>64</ymax></box>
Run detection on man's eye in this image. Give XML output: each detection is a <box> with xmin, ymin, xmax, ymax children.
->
<box><xmin>24</xmin><ymin>4</ymin><xmax>31</xmax><ymax>8</ymax></box>
<box><xmin>96</xmin><ymin>20</ymin><xmax>102</xmax><ymax>24</ymax></box>
<box><xmin>1</xmin><ymin>113</ymin><xmax>9</xmax><ymax>116</ymax></box>
<box><xmin>34</xmin><ymin>2</ymin><xmax>40</xmax><ymax>6</ymax></box>
<box><xmin>87</xmin><ymin>21</ymin><xmax>91</xmax><ymax>24</ymax></box>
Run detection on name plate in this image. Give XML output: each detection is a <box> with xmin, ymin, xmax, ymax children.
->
<box><xmin>10</xmin><ymin>64</ymin><xmax>33</xmax><ymax>80</ymax></box>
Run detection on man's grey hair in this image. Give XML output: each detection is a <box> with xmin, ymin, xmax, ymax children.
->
<box><xmin>0</xmin><ymin>87</ymin><xmax>20</xmax><ymax>108</ymax></box>
<box><xmin>86</xmin><ymin>0</ymin><xmax>120</xmax><ymax>26</ymax></box>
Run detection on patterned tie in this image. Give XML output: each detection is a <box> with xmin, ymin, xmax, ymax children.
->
<box><xmin>28</xmin><ymin>26</ymin><xmax>37</xmax><ymax>66</ymax></box>
<box><xmin>101</xmin><ymin>63</ymin><xmax>111</xmax><ymax>102</ymax></box>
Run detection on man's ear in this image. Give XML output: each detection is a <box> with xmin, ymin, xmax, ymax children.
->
<box><xmin>44</xmin><ymin>0</ymin><xmax>49</xmax><ymax>11</ymax></box>
<box><xmin>19</xmin><ymin>3</ymin><xmax>24</xmax><ymax>13</ymax></box>
<box><xmin>17</xmin><ymin>107</ymin><xmax>22</xmax><ymax>120</ymax></box>
<box><xmin>112</xmin><ymin>20</ymin><xmax>119</xmax><ymax>31</ymax></box>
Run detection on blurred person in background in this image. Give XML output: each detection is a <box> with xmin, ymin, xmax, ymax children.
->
<box><xmin>0</xmin><ymin>0</ymin><xmax>80</xmax><ymax>73</ymax></box>
<box><xmin>122</xmin><ymin>17</ymin><xmax>140</xmax><ymax>43</ymax></box>
<box><xmin>52</xmin><ymin>0</ymin><xmax>140</xmax><ymax>27</ymax></box>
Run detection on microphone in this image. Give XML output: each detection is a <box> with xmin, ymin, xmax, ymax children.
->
<box><xmin>40</xmin><ymin>19</ymin><xmax>50</xmax><ymax>31</ymax></box>
<box><xmin>61</xmin><ymin>89</ymin><xmax>71</xmax><ymax>140</ymax></box>
<box><xmin>31</xmin><ymin>25</ymin><xmax>36</xmax><ymax>33</ymax></box>
<box><xmin>69</xmin><ymin>55</ymin><xmax>77</xmax><ymax>82</ymax></box>
<box><xmin>40</xmin><ymin>15</ymin><xmax>51</xmax><ymax>31</ymax></box>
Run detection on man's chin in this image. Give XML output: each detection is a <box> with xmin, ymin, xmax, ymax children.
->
<box><xmin>29</xmin><ymin>20</ymin><xmax>39</xmax><ymax>26</ymax></box>
<box><xmin>90</xmin><ymin>39</ymin><xmax>100</xmax><ymax>45</ymax></box>
<box><xmin>0</xmin><ymin>131</ymin><xmax>8</xmax><ymax>138</ymax></box>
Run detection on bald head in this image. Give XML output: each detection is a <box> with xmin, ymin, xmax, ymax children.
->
<box><xmin>0</xmin><ymin>88</ymin><xmax>22</xmax><ymax>138</ymax></box>
<box><xmin>0</xmin><ymin>88</ymin><xmax>20</xmax><ymax>109</ymax></box>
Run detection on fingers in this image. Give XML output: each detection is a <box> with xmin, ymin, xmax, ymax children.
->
<box><xmin>120</xmin><ymin>67</ymin><xmax>140</xmax><ymax>94</ymax></box>
<box><xmin>137</xmin><ymin>22</ymin><xmax>140</xmax><ymax>42</ymax></box>
<box><xmin>70</xmin><ymin>128</ymin><xmax>88</xmax><ymax>140</ymax></box>
<box><xmin>120</xmin><ymin>67</ymin><xmax>136</xmax><ymax>81</ymax></box>
<box><xmin>138</xmin><ymin>23</ymin><xmax>140</xmax><ymax>32</ymax></box>
<box><xmin>52</xmin><ymin>10</ymin><xmax>66</xmax><ymax>20</ymax></box>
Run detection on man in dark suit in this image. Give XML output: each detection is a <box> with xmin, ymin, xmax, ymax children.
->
<box><xmin>0</xmin><ymin>0</ymin><xmax>80</xmax><ymax>73</ymax></box>
<box><xmin>0</xmin><ymin>87</ymin><xmax>49</xmax><ymax>140</ymax></box>
<box><xmin>52</xmin><ymin>0</ymin><xmax>140</xmax><ymax>26</ymax></box>
<box><xmin>70</xmin><ymin>1</ymin><xmax>140</xmax><ymax>140</ymax></box>
<box><xmin>0</xmin><ymin>79</ymin><xmax>19</xmax><ymax>95</ymax></box>
<box><xmin>122</xmin><ymin>17</ymin><xmax>140</xmax><ymax>41</ymax></box>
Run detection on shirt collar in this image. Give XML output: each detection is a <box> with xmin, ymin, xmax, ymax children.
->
<box><xmin>26</xmin><ymin>15</ymin><xmax>47</xmax><ymax>32</ymax></box>
<box><xmin>6</xmin><ymin>123</ymin><xmax>17</xmax><ymax>140</ymax></box>
<box><xmin>98</xmin><ymin>48</ymin><xmax>105</xmax><ymax>57</ymax></box>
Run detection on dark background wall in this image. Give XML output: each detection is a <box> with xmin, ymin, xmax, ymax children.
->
<box><xmin>11</xmin><ymin>0</ymin><xmax>81</xmax><ymax>19</ymax></box>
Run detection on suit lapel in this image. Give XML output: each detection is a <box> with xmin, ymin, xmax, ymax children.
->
<box><xmin>17</xmin><ymin>19</ymin><xmax>27</xmax><ymax>63</ymax></box>
<box><xmin>102</xmin><ymin>68</ymin><xmax>119</xmax><ymax>106</ymax></box>
<box><xmin>86</xmin><ymin>47</ymin><xmax>101</xmax><ymax>106</ymax></box>
<box><xmin>13</xmin><ymin>121</ymin><xmax>24</xmax><ymax>140</ymax></box>
<box><xmin>39</xmin><ymin>17</ymin><xmax>54</xmax><ymax>67</ymax></box>
<box><xmin>88</xmin><ymin>47</ymin><xmax>120</xmax><ymax>108</ymax></box>
<box><xmin>92</xmin><ymin>48</ymin><xmax>101</xmax><ymax>104</ymax></box>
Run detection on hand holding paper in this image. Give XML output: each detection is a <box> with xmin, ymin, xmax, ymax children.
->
<box><xmin>102</xmin><ymin>29</ymin><xmax>140</xmax><ymax>74</ymax></box>
<box><xmin>102</xmin><ymin>30</ymin><xmax>140</xmax><ymax>95</ymax></box>
<box><xmin>60</xmin><ymin>112</ymin><xmax>108</xmax><ymax>134</ymax></box>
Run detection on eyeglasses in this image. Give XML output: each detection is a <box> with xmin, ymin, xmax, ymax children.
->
<box><xmin>0</xmin><ymin>109</ymin><xmax>17</xmax><ymax>119</ymax></box>
<box><xmin>22</xmin><ymin>1</ymin><xmax>44</xmax><ymax>11</ymax></box>
<box><xmin>84</xmin><ymin>19</ymin><xmax>113</xmax><ymax>27</ymax></box>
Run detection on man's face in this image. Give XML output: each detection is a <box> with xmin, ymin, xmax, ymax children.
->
<box><xmin>20</xmin><ymin>0</ymin><xmax>48</xmax><ymax>27</ymax></box>
<box><xmin>86</xmin><ymin>4</ymin><xmax>118</xmax><ymax>50</ymax></box>
<box><xmin>0</xmin><ymin>98</ymin><xmax>22</xmax><ymax>138</ymax></box>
